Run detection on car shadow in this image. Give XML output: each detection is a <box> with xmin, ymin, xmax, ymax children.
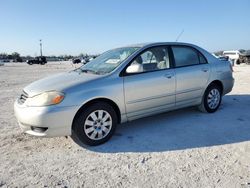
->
<box><xmin>82</xmin><ymin>94</ymin><xmax>250</xmax><ymax>153</ymax></box>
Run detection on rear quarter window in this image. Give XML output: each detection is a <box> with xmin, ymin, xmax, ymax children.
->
<box><xmin>199</xmin><ymin>53</ymin><xmax>207</xmax><ymax>64</ymax></box>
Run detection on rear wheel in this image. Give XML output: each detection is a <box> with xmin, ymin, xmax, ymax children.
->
<box><xmin>72</xmin><ymin>102</ymin><xmax>118</xmax><ymax>146</ymax></box>
<box><xmin>198</xmin><ymin>84</ymin><xmax>222</xmax><ymax>113</ymax></box>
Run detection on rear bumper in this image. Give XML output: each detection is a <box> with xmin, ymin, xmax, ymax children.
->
<box><xmin>14</xmin><ymin>100</ymin><xmax>79</xmax><ymax>137</ymax></box>
<box><xmin>222</xmin><ymin>77</ymin><xmax>234</xmax><ymax>95</ymax></box>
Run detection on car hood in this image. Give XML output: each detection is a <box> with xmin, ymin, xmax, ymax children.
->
<box><xmin>24</xmin><ymin>70</ymin><xmax>101</xmax><ymax>97</ymax></box>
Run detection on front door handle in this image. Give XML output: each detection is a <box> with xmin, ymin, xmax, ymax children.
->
<box><xmin>201</xmin><ymin>68</ymin><xmax>209</xmax><ymax>72</ymax></box>
<box><xmin>164</xmin><ymin>73</ymin><xmax>174</xmax><ymax>79</ymax></box>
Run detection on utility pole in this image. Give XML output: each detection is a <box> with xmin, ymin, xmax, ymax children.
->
<box><xmin>39</xmin><ymin>39</ymin><xmax>43</xmax><ymax>57</ymax></box>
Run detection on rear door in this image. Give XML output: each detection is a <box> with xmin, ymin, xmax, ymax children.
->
<box><xmin>171</xmin><ymin>46</ymin><xmax>210</xmax><ymax>107</ymax></box>
<box><xmin>123</xmin><ymin>46</ymin><xmax>176</xmax><ymax>120</ymax></box>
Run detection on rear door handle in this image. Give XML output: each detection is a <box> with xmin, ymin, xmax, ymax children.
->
<box><xmin>164</xmin><ymin>73</ymin><xmax>174</xmax><ymax>79</ymax></box>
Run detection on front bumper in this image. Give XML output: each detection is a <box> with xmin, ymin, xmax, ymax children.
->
<box><xmin>14</xmin><ymin>100</ymin><xmax>79</xmax><ymax>137</ymax></box>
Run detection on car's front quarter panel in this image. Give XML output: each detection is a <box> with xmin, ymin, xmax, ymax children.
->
<box><xmin>62</xmin><ymin>75</ymin><xmax>126</xmax><ymax>123</ymax></box>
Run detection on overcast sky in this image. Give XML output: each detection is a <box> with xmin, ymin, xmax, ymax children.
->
<box><xmin>0</xmin><ymin>0</ymin><xmax>250</xmax><ymax>56</ymax></box>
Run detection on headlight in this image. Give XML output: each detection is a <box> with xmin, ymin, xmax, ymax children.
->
<box><xmin>25</xmin><ymin>91</ymin><xmax>65</xmax><ymax>107</ymax></box>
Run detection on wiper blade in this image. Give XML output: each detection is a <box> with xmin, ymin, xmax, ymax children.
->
<box><xmin>75</xmin><ymin>68</ymin><xmax>105</xmax><ymax>75</ymax></box>
<box><xmin>80</xmin><ymin>69</ymin><xmax>98</xmax><ymax>74</ymax></box>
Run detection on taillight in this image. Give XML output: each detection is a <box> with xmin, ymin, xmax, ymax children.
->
<box><xmin>230</xmin><ymin>63</ymin><xmax>233</xmax><ymax>72</ymax></box>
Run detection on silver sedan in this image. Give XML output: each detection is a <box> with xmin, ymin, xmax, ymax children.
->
<box><xmin>14</xmin><ymin>42</ymin><xmax>234</xmax><ymax>146</ymax></box>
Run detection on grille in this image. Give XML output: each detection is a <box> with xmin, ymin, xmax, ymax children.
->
<box><xmin>18</xmin><ymin>91</ymin><xmax>28</xmax><ymax>105</ymax></box>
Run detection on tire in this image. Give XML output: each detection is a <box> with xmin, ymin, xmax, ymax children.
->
<box><xmin>198</xmin><ymin>83</ymin><xmax>222</xmax><ymax>113</ymax></box>
<box><xmin>72</xmin><ymin>102</ymin><xmax>118</xmax><ymax>146</ymax></box>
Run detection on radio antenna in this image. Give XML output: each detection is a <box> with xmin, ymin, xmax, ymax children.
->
<box><xmin>175</xmin><ymin>29</ymin><xmax>184</xmax><ymax>42</ymax></box>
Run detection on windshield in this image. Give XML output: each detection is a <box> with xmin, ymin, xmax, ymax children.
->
<box><xmin>78</xmin><ymin>47</ymin><xmax>139</xmax><ymax>74</ymax></box>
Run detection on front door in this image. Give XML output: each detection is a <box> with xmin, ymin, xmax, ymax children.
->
<box><xmin>123</xmin><ymin>46</ymin><xmax>176</xmax><ymax>120</ymax></box>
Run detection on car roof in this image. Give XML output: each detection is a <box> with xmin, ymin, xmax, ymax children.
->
<box><xmin>114</xmin><ymin>42</ymin><xmax>215</xmax><ymax>62</ymax></box>
<box><xmin>122</xmin><ymin>42</ymin><xmax>199</xmax><ymax>48</ymax></box>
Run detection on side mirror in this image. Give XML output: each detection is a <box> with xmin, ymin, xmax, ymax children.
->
<box><xmin>126</xmin><ymin>64</ymin><xmax>143</xmax><ymax>74</ymax></box>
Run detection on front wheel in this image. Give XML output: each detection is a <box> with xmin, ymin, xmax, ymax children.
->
<box><xmin>72</xmin><ymin>102</ymin><xmax>118</xmax><ymax>146</ymax></box>
<box><xmin>198</xmin><ymin>84</ymin><xmax>222</xmax><ymax>113</ymax></box>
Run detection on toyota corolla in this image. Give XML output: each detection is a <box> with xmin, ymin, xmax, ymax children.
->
<box><xmin>14</xmin><ymin>42</ymin><xmax>234</xmax><ymax>146</ymax></box>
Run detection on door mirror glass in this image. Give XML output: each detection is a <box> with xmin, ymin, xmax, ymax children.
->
<box><xmin>126</xmin><ymin>64</ymin><xmax>143</xmax><ymax>74</ymax></box>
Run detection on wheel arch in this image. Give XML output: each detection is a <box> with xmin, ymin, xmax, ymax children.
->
<box><xmin>72</xmin><ymin>97</ymin><xmax>121</xmax><ymax>128</ymax></box>
<box><xmin>207</xmin><ymin>80</ymin><xmax>224</xmax><ymax>94</ymax></box>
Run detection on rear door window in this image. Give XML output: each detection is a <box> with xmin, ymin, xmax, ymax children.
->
<box><xmin>172</xmin><ymin>46</ymin><xmax>200</xmax><ymax>67</ymax></box>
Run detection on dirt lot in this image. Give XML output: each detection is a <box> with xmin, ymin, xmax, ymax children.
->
<box><xmin>0</xmin><ymin>62</ymin><xmax>249</xmax><ymax>188</ymax></box>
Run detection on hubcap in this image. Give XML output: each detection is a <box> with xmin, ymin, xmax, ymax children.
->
<box><xmin>207</xmin><ymin>88</ymin><xmax>220</xmax><ymax>109</ymax></box>
<box><xmin>84</xmin><ymin>110</ymin><xmax>112</xmax><ymax>140</ymax></box>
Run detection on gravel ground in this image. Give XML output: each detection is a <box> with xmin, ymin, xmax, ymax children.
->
<box><xmin>0</xmin><ymin>62</ymin><xmax>249</xmax><ymax>188</ymax></box>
